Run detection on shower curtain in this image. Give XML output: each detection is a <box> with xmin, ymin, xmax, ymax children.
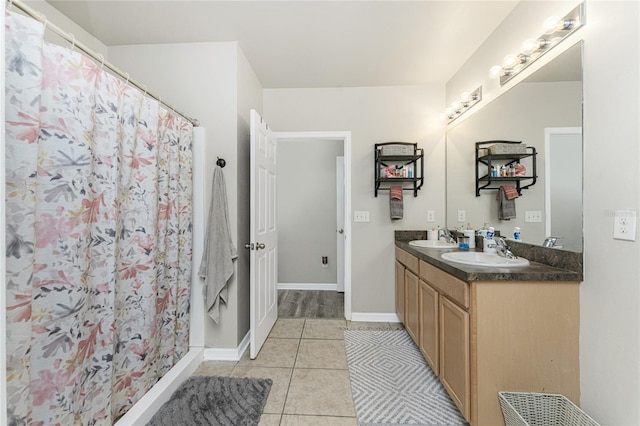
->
<box><xmin>5</xmin><ymin>11</ymin><xmax>193</xmax><ymax>425</ymax></box>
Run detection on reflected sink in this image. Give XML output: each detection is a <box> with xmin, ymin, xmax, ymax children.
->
<box><xmin>441</xmin><ymin>251</ymin><xmax>530</xmax><ymax>268</ymax></box>
<box><xmin>409</xmin><ymin>240</ymin><xmax>458</xmax><ymax>249</ymax></box>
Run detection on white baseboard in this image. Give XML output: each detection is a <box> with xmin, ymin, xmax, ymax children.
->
<box><xmin>351</xmin><ymin>312</ymin><xmax>401</xmax><ymax>323</ymax></box>
<box><xmin>114</xmin><ymin>348</ymin><xmax>204</xmax><ymax>426</ymax></box>
<box><xmin>278</xmin><ymin>282</ymin><xmax>338</xmax><ymax>291</ymax></box>
<box><xmin>203</xmin><ymin>331</ymin><xmax>250</xmax><ymax>361</ymax></box>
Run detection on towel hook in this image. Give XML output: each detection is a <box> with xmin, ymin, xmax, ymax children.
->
<box><xmin>216</xmin><ymin>157</ymin><xmax>226</xmax><ymax>168</ymax></box>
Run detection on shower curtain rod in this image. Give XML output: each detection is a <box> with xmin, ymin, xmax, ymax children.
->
<box><xmin>7</xmin><ymin>0</ymin><xmax>200</xmax><ymax>127</ymax></box>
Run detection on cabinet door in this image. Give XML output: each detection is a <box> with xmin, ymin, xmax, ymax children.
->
<box><xmin>404</xmin><ymin>269</ymin><xmax>419</xmax><ymax>344</ymax></box>
<box><xmin>440</xmin><ymin>296</ymin><xmax>470</xmax><ymax>421</ymax></box>
<box><xmin>419</xmin><ymin>280</ymin><xmax>439</xmax><ymax>375</ymax></box>
<box><xmin>395</xmin><ymin>261</ymin><xmax>405</xmax><ymax>323</ymax></box>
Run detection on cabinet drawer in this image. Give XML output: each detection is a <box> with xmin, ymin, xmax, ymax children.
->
<box><xmin>396</xmin><ymin>247</ymin><xmax>419</xmax><ymax>274</ymax></box>
<box><xmin>419</xmin><ymin>260</ymin><xmax>469</xmax><ymax>309</ymax></box>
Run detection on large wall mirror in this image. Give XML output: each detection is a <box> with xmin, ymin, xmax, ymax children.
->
<box><xmin>446</xmin><ymin>41</ymin><xmax>583</xmax><ymax>252</ymax></box>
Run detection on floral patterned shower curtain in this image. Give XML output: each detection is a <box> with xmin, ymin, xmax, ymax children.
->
<box><xmin>5</xmin><ymin>11</ymin><xmax>193</xmax><ymax>425</ymax></box>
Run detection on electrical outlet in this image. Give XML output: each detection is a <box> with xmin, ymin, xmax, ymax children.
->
<box><xmin>613</xmin><ymin>210</ymin><xmax>637</xmax><ymax>241</ymax></box>
<box><xmin>322</xmin><ymin>256</ymin><xmax>329</xmax><ymax>267</ymax></box>
<box><xmin>427</xmin><ymin>210</ymin><xmax>435</xmax><ymax>222</ymax></box>
<box><xmin>354</xmin><ymin>211</ymin><xmax>370</xmax><ymax>223</ymax></box>
<box><xmin>457</xmin><ymin>210</ymin><xmax>466</xmax><ymax>222</ymax></box>
<box><xmin>525</xmin><ymin>210</ymin><xmax>542</xmax><ymax>223</ymax></box>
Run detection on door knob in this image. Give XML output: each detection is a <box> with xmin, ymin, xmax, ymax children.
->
<box><xmin>245</xmin><ymin>243</ymin><xmax>254</xmax><ymax>250</ymax></box>
<box><xmin>256</xmin><ymin>243</ymin><xmax>266</xmax><ymax>250</ymax></box>
<box><xmin>338</xmin><ymin>229</ymin><xmax>344</xmax><ymax>234</ymax></box>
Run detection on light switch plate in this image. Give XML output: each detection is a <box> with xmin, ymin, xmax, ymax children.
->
<box><xmin>457</xmin><ymin>210</ymin><xmax>466</xmax><ymax>222</ymax></box>
<box><xmin>613</xmin><ymin>210</ymin><xmax>637</xmax><ymax>241</ymax></box>
<box><xmin>354</xmin><ymin>211</ymin><xmax>370</xmax><ymax>223</ymax></box>
<box><xmin>525</xmin><ymin>210</ymin><xmax>542</xmax><ymax>223</ymax></box>
<box><xmin>427</xmin><ymin>210</ymin><xmax>435</xmax><ymax>222</ymax></box>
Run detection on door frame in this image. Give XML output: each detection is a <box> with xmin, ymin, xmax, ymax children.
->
<box><xmin>274</xmin><ymin>131</ymin><xmax>352</xmax><ymax>320</ymax></box>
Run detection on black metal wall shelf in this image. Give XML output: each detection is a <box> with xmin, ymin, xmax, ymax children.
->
<box><xmin>374</xmin><ymin>142</ymin><xmax>424</xmax><ymax>197</ymax></box>
<box><xmin>475</xmin><ymin>140</ymin><xmax>537</xmax><ymax>196</ymax></box>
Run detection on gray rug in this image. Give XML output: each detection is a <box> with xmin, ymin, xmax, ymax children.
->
<box><xmin>344</xmin><ymin>329</ymin><xmax>467</xmax><ymax>426</ymax></box>
<box><xmin>147</xmin><ymin>376</ymin><xmax>272</xmax><ymax>426</ymax></box>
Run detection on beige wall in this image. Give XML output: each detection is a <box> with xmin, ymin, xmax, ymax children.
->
<box><xmin>446</xmin><ymin>1</ymin><xmax>640</xmax><ymax>423</ymax></box>
<box><xmin>236</xmin><ymin>47</ymin><xmax>263</xmax><ymax>343</ymax></box>
<box><xmin>264</xmin><ymin>85</ymin><xmax>446</xmax><ymax>314</ymax></box>
<box><xmin>23</xmin><ymin>0</ymin><xmax>108</xmax><ymax>55</ymax></box>
<box><xmin>277</xmin><ymin>139</ymin><xmax>343</xmax><ymax>284</ymax></box>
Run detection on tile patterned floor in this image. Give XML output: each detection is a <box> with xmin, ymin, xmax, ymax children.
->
<box><xmin>192</xmin><ymin>319</ymin><xmax>403</xmax><ymax>425</ymax></box>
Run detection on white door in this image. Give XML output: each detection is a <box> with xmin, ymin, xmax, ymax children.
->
<box><xmin>336</xmin><ymin>156</ymin><xmax>345</xmax><ymax>293</ymax></box>
<box><xmin>250</xmin><ymin>110</ymin><xmax>278</xmax><ymax>359</ymax></box>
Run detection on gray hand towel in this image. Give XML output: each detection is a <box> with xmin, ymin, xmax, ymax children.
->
<box><xmin>199</xmin><ymin>166</ymin><xmax>237</xmax><ymax>323</ymax></box>
<box><xmin>497</xmin><ymin>186</ymin><xmax>516</xmax><ymax>220</ymax></box>
<box><xmin>390</xmin><ymin>185</ymin><xmax>403</xmax><ymax>220</ymax></box>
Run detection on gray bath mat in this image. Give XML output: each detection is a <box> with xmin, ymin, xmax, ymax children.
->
<box><xmin>147</xmin><ymin>376</ymin><xmax>272</xmax><ymax>426</ymax></box>
<box><xmin>344</xmin><ymin>329</ymin><xmax>467</xmax><ymax>425</ymax></box>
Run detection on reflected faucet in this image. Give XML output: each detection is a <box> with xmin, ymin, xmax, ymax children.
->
<box><xmin>439</xmin><ymin>229</ymin><xmax>456</xmax><ymax>244</ymax></box>
<box><xmin>494</xmin><ymin>237</ymin><xmax>517</xmax><ymax>259</ymax></box>
<box><xmin>542</xmin><ymin>236</ymin><xmax>561</xmax><ymax>248</ymax></box>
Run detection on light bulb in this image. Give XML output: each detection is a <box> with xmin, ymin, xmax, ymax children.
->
<box><xmin>488</xmin><ymin>65</ymin><xmax>502</xmax><ymax>79</ymax></box>
<box><xmin>451</xmin><ymin>100</ymin><xmax>462</xmax><ymax>112</ymax></box>
<box><xmin>501</xmin><ymin>54</ymin><xmax>518</xmax><ymax>69</ymax></box>
<box><xmin>446</xmin><ymin>107</ymin><xmax>454</xmax><ymax>118</ymax></box>
<box><xmin>543</xmin><ymin>16</ymin><xmax>561</xmax><ymax>34</ymax></box>
<box><xmin>520</xmin><ymin>38</ymin><xmax>537</xmax><ymax>55</ymax></box>
<box><xmin>460</xmin><ymin>92</ymin><xmax>471</xmax><ymax>103</ymax></box>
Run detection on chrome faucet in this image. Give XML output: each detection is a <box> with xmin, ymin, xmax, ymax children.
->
<box><xmin>543</xmin><ymin>236</ymin><xmax>560</xmax><ymax>248</ymax></box>
<box><xmin>438</xmin><ymin>228</ymin><xmax>456</xmax><ymax>244</ymax></box>
<box><xmin>494</xmin><ymin>237</ymin><xmax>517</xmax><ymax>259</ymax></box>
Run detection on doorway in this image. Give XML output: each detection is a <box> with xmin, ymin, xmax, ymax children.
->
<box><xmin>275</xmin><ymin>131</ymin><xmax>352</xmax><ymax>320</ymax></box>
<box><xmin>544</xmin><ymin>127</ymin><xmax>583</xmax><ymax>252</ymax></box>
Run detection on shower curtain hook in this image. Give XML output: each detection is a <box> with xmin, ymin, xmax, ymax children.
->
<box><xmin>142</xmin><ymin>84</ymin><xmax>148</xmax><ymax>98</ymax></box>
<box><xmin>69</xmin><ymin>33</ymin><xmax>76</xmax><ymax>52</ymax></box>
<box><xmin>124</xmin><ymin>73</ymin><xmax>130</xmax><ymax>86</ymax></box>
<box><xmin>98</xmin><ymin>54</ymin><xmax>105</xmax><ymax>70</ymax></box>
<box><xmin>8</xmin><ymin>0</ymin><xmax>13</xmax><ymax>10</ymax></box>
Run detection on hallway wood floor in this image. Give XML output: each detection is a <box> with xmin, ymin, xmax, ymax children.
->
<box><xmin>277</xmin><ymin>290</ymin><xmax>344</xmax><ymax>319</ymax></box>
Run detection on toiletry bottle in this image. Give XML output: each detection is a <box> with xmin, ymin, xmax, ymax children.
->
<box><xmin>484</xmin><ymin>226</ymin><xmax>496</xmax><ymax>253</ymax></box>
<box><xmin>513</xmin><ymin>227</ymin><xmax>521</xmax><ymax>240</ymax></box>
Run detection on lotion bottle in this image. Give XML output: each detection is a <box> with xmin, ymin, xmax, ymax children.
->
<box><xmin>483</xmin><ymin>226</ymin><xmax>497</xmax><ymax>253</ymax></box>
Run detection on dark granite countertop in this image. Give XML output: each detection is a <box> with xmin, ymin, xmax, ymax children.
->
<box><xmin>395</xmin><ymin>231</ymin><xmax>583</xmax><ymax>282</ymax></box>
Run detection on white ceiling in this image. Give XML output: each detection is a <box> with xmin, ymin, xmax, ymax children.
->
<box><xmin>46</xmin><ymin>0</ymin><xmax>520</xmax><ymax>88</ymax></box>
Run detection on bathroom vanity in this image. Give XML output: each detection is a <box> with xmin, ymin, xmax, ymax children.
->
<box><xmin>395</xmin><ymin>232</ymin><xmax>582</xmax><ymax>426</ymax></box>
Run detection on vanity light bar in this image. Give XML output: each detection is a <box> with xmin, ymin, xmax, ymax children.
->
<box><xmin>444</xmin><ymin>86</ymin><xmax>483</xmax><ymax>124</ymax></box>
<box><xmin>489</xmin><ymin>2</ymin><xmax>585</xmax><ymax>86</ymax></box>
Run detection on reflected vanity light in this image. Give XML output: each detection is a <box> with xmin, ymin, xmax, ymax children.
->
<box><xmin>488</xmin><ymin>2</ymin><xmax>584</xmax><ymax>85</ymax></box>
<box><xmin>445</xmin><ymin>86</ymin><xmax>482</xmax><ymax>123</ymax></box>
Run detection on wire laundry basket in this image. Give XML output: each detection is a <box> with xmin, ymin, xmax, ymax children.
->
<box><xmin>498</xmin><ymin>392</ymin><xmax>600</xmax><ymax>426</ymax></box>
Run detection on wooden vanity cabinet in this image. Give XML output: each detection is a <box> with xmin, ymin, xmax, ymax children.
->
<box><xmin>394</xmin><ymin>260</ymin><xmax>405</xmax><ymax>323</ymax></box>
<box><xmin>404</xmin><ymin>269</ymin><xmax>420</xmax><ymax>342</ymax></box>
<box><xmin>395</xmin><ymin>248</ymin><xmax>420</xmax><ymax>345</ymax></box>
<box><xmin>395</xmin><ymin>247</ymin><xmax>580</xmax><ymax>426</ymax></box>
<box><xmin>420</xmin><ymin>259</ymin><xmax>471</xmax><ymax>420</ymax></box>
<box><xmin>418</xmin><ymin>280</ymin><xmax>438</xmax><ymax>374</ymax></box>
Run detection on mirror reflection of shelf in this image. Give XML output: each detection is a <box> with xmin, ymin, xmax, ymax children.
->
<box><xmin>475</xmin><ymin>141</ymin><xmax>537</xmax><ymax>196</ymax></box>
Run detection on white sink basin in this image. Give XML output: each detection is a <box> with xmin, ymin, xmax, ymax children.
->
<box><xmin>441</xmin><ymin>251</ymin><xmax>530</xmax><ymax>268</ymax></box>
<box><xmin>409</xmin><ymin>240</ymin><xmax>458</xmax><ymax>249</ymax></box>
